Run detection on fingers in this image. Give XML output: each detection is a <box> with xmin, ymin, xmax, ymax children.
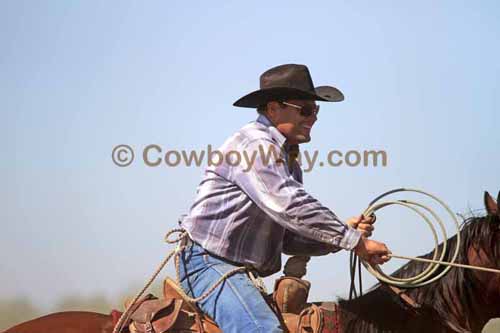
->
<box><xmin>369</xmin><ymin>256</ymin><xmax>383</xmax><ymax>265</ymax></box>
<box><xmin>370</xmin><ymin>240</ymin><xmax>390</xmax><ymax>258</ymax></box>
<box><xmin>370</xmin><ymin>255</ymin><xmax>390</xmax><ymax>265</ymax></box>
<box><xmin>377</xmin><ymin>243</ymin><xmax>390</xmax><ymax>255</ymax></box>
<box><xmin>347</xmin><ymin>213</ymin><xmax>376</xmax><ymax>230</ymax></box>
<box><xmin>371</xmin><ymin>246</ymin><xmax>391</xmax><ymax>265</ymax></box>
<box><xmin>354</xmin><ymin>238</ymin><xmax>392</xmax><ymax>265</ymax></box>
<box><xmin>358</xmin><ymin>224</ymin><xmax>374</xmax><ymax>232</ymax></box>
<box><xmin>360</xmin><ymin>213</ymin><xmax>376</xmax><ymax>225</ymax></box>
<box><xmin>357</xmin><ymin>217</ymin><xmax>375</xmax><ymax>237</ymax></box>
<box><xmin>358</xmin><ymin>221</ymin><xmax>374</xmax><ymax>229</ymax></box>
<box><xmin>369</xmin><ymin>248</ymin><xmax>391</xmax><ymax>265</ymax></box>
<box><xmin>346</xmin><ymin>215</ymin><xmax>363</xmax><ymax>228</ymax></box>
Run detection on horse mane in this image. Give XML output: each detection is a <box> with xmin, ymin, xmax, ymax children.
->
<box><xmin>339</xmin><ymin>211</ymin><xmax>500</xmax><ymax>332</ymax></box>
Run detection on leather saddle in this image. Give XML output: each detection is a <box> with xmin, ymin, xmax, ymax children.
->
<box><xmin>122</xmin><ymin>277</ymin><xmax>221</xmax><ymax>333</ymax></box>
<box><xmin>122</xmin><ymin>259</ymin><xmax>340</xmax><ymax>333</ymax></box>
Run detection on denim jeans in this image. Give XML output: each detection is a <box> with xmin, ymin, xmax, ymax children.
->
<box><xmin>178</xmin><ymin>241</ymin><xmax>283</xmax><ymax>333</ymax></box>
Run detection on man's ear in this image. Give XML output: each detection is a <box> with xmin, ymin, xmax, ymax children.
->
<box><xmin>266</xmin><ymin>101</ymin><xmax>281</xmax><ymax>123</ymax></box>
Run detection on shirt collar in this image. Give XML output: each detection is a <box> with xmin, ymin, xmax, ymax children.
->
<box><xmin>256</xmin><ymin>114</ymin><xmax>287</xmax><ymax>148</ymax></box>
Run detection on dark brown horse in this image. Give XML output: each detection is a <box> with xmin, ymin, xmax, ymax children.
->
<box><xmin>338</xmin><ymin>191</ymin><xmax>500</xmax><ymax>333</ymax></box>
<box><xmin>5</xmin><ymin>191</ymin><xmax>500</xmax><ymax>333</ymax></box>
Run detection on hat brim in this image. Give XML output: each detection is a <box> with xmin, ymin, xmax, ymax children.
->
<box><xmin>233</xmin><ymin>86</ymin><xmax>344</xmax><ymax>108</ymax></box>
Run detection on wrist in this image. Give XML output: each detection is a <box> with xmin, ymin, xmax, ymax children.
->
<box><xmin>354</xmin><ymin>237</ymin><xmax>367</xmax><ymax>256</ymax></box>
<box><xmin>340</xmin><ymin>227</ymin><xmax>363</xmax><ymax>251</ymax></box>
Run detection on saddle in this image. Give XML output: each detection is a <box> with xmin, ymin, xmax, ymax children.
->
<box><xmin>274</xmin><ymin>276</ymin><xmax>341</xmax><ymax>333</ymax></box>
<box><xmin>119</xmin><ymin>257</ymin><xmax>341</xmax><ymax>333</ymax></box>
<box><xmin>120</xmin><ymin>277</ymin><xmax>221</xmax><ymax>333</ymax></box>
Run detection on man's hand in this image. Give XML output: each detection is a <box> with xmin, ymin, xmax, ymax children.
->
<box><xmin>354</xmin><ymin>237</ymin><xmax>391</xmax><ymax>265</ymax></box>
<box><xmin>347</xmin><ymin>214</ymin><xmax>376</xmax><ymax>238</ymax></box>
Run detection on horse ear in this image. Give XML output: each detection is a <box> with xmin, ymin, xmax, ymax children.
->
<box><xmin>484</xmin><ymin>191</ymin><xmax>498</xmax><ymax>216</ymax></box>
<box><xmin>497</xmin><ymin>191</ymin><xmax>500</xmax><ymax>216</ymax></box>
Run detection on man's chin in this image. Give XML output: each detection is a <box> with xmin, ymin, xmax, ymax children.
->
<box><xmin>296</xmin><ymin>134</ymin><xmax>311</xmax><ymax>143</ymax></box>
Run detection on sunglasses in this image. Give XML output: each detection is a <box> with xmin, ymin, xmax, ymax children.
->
<box><xmin>281</xmin><ymin>101</ymin><xmax>320</xmax><ymax>117</ymax></box>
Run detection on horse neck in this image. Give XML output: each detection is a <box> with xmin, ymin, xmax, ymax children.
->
<box><xmin>404</xmin><ymin>235</ymin><xmax>500</xmax><ymax>332</ymax></box>
<box><xmin>338</xmin><ymin>289</ymin><xmax>452</xmax><ymax>333</ymax></box>
<box><xmin>460</xmin><ymin>273</ymin><xmax>500</xmax><ymax>332</ymax></box>
<box><xmin>339</xmin><ymin>227</ymin><xmax>498</xmax><ymax>333</ymax></box>
<box><xmin>409</xmin><ymin>280</ymin><xmax>497</xmax><ymax>333</ymax></box>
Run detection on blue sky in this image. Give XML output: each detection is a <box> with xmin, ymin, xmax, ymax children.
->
<box><xmin>1</xmin><ymin>1</ymin><xmax>499</xmax><ymax>309</ymax></box>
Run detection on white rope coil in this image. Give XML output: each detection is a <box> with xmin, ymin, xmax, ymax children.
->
<box><xmin>360</xmin><ymin>188</ymin><xmax>462</xmax><ymax>288</ymax></box>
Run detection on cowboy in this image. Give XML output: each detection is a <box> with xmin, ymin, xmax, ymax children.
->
<box><xmin>178</xmin><ymin>64</ymin><xmax>391</xmax><ymax>332</ymax></box>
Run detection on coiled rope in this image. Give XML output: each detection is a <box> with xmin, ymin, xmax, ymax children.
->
<box><xmin>350</xmin><ymin>188</ymin><xmax>500</xmax><ymax>299</ymax></box>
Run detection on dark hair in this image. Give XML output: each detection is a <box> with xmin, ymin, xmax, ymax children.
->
<box><xmin>256</xmin><ymin>105</ymin><xmax>267</xmax><ymax>115</ymax></box>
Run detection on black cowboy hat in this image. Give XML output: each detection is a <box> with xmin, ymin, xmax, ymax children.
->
<box><xmin>233</xmin><ymin>64</ymin><xmax>344</xmax><ymax>108</ymax></box>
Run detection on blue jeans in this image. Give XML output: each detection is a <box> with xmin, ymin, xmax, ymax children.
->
<box><xmin>178</xmin><ymin>241</ymin><xmax>283</xmax><ymax>333</ymax></box>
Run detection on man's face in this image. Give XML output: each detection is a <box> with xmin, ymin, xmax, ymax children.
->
<box><xmin>267</xmin><ymin>99</ymin><xmax>319</xmax><ymax>144</ymax></box>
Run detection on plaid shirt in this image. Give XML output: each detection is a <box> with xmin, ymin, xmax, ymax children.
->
<box><xmin>180</xmin><ymin>114</ymin><xmax>361</xmax><ymax>276</ymax></box>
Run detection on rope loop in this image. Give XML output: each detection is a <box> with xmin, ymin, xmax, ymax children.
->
<box><xmin>350</xmin><ymin>188</ymin><xmax>461</xmax><ymax>298</ymax></box>
<box><xmin>164</xmin><ymin>228</ymin><xmax>188</xmax><ymax>244</ymax></box>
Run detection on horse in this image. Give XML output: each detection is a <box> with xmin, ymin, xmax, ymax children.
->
<box><xmin>2</xmin><ymin>311</ymin><xmax>115</xmax><ymax>333</ymax></box>
<box><xmin>338</xmin><ymin>191</ymin><xmax>500</xmax><ymax>333</ymax></box>
<box><xmin>4</xmin><ymin>191</ymin><xmax>500</xmax><ymax>333</ymax></box>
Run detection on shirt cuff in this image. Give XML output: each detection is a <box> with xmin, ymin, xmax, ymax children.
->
<box><xmin>338</xmin><ymin>227</ymin><xmax>362</xmax><ymax>250</ymax></box>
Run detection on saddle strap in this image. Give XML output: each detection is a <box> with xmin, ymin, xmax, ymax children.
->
<box><xmin>287</xmin><ymin>303</ymin><xmax>340</xmax><ymax>333</ymax></box>
<box><xmin>129</xmin><ymin>299</ymin><xmax>184</xmax><ymax>333</ymax></box>
<box><xmin>386</xmin><ymin>285</ymin><xmax>421</xmax><ymax>314</ymax></box>
<box><xmin>297</xmin><ymin>304</ymin><xmax>322</xmax><ymax>332</ymax></box>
